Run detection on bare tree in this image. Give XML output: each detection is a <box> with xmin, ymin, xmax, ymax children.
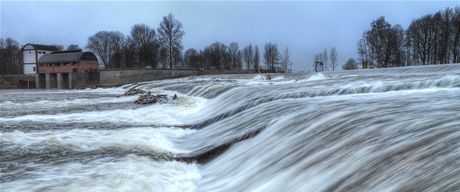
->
<box><xmin>263</xmin><ymin>42</ymin><xmax>281</xmax><ymax>72</ymax></box>
<box><xmin>129</xmin><ymin>24</ymin><xmax>158</xmax><ymax>68</ymax></box>
<box><xmin>109</xmin><ymin>32</ymin><xmax>127</xmax><ymax>68</ymax></box>
<box><xmin>228</xmin><ymin>42</ymin><xmax>241</xmax><ymax>69</ymax></box>
<box><xmin>236</xmin><ymin>50</ymin><xmax>243</xmax><ymax>70</ymax></box>
<box><xmin>87</xmin><ymin>31</ymin><xmax>113</xmax><ymax>68</ymax></box>
<box><xmin>184</xmin><ymin>48</ymin><xmax>203</xmax><ymax>68</ymax></box>
<box><xmin>356</xmin><ymin>6</ymin><xmax>460</xmax><ymax>67</ymax></box>
<box><xmin>343</xmin><ymin>58</ymin><xmax>359</xmax><ymax>70</ymax></box>
<box><xmin>359</xmin><ymin>16</ymin><xmax>405</xmax><ymax>68</ymax></box>
<box><xmin>406</xmin><ymin>15</ymin><xmax>436</xmax><ymax>65</ymax></box>
<box><xmin>322</xmin><ymin>49</ymin><xmax>329</xmax><ymax>71</ymax></box>
<box><xmin>203</xmin><ymin>42</ymin><xmax>228</xmax><ymax>70</ymax></box>
<box><xmin>0</xmin><ymin>37</ymin><xmax>20</xmax><ymax>74</ymax></box>
<box><xmin>86</xmin><ymin>31</ymin><xmax>125</xmax><ymax>69</ymax></box>
<box><xmin>253</xmin><ymin>46</ymin><xmax>260</xmax><ymax>70</ymax></box>
<box><xmin>330</xmin><ymin>47</ymin><xmax>338</xmax><ymax>71</ymax></box>
<box><xmin>436</xmin><ymin>9</ymin><xmax>452</xmax><ymax>64</ymax></box>
<box><xmin>280</xmin><ymin>47</ymin><xmax>291</xmax><ymax>73</ymax></box>
<box><xmin>173</xmin><ymin>46</ymin><xmax>184</xmax><ymax>68</ymax></box>
<box><xmin>243</xmin><ymin>44</ymin><xmax>253</xmax><ymax>70</ymax></box>
<box><xmin>66</xmin><ymin>44</ymin><xmax>81</xmax><ymax>51</ymax></box>
<box><xmin>313</xmin><ymin>48</ymin><xmax>336</xmax><ymax>72</ymax></box>
<box><xmin>121</xmin><ymin>43</ymin><xmax>137</xmax><ymax>68</ymax></box>
<box><xmin>452</xmin><ymin>7</ymin><xmax>460</xmax><ymax>63</ymax></box>
<box><xmin>357</xmin><ymin>38</ymin><xmax>372</xmax><ymax>67</ymax></box>
<box><xmin>158</xmin><ymin>47</ymin><xmax>168</xmax><ymax>68</ymax></box>
<box><xmin>158</xmin><ymin>13</ymin><xmax>185</xmax><ymax>69</ymax></box>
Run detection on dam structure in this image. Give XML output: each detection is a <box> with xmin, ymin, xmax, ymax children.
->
<box><xmin>0</xmin><ymin>64</ymin><xmax>459</xmax><ymax>191</ymax></box>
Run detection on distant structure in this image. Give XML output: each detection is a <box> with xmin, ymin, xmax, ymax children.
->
<box><xmin>314</xmin><ymin>60</ymin><xmax>324</xmax><ymax>72</ymax></box>
<box><xmin>21</xmin><ymin>44</ymin><xmax>59</xmax><ymax>75</ymax></box>
<box><xmin>36</xmin><ymin>50</ymin><xmax>99</xmax><ymax>89</ymax></box>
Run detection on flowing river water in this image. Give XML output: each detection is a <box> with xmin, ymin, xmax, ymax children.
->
<box><xmin>1</xmin><ymin>64</ymin><xmax>460</xmax><ymax>192</ymax></box>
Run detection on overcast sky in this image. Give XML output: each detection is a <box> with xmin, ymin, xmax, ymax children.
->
<box><xmin>1</xmin><ymin>1</ymin><xmax>458</xmax><ymax>71</ymax></box>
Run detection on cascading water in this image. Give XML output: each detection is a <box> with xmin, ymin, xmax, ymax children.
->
<box><xmin>1</xmin><ymin>64</ymin><xmax>459</xmax><ymax>192</ymax></box>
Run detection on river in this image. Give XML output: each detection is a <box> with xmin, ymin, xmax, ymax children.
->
<box><xmin>1</xmin><ymin>64</ymin><xmax>460</xmax><ymax>191</ymax></box>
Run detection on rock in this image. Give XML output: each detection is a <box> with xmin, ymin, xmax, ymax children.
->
<box><xmin>124</xmin><ymin>88</ymin><xmax>146</xmax><ymax>96</ymax></box>
<box><xmin>134</xmin><ymin>92</ymin><xmax>169</xmax><ymax>104</ymax></box>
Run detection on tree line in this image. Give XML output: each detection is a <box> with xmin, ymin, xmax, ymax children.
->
<box><xmin>85</xmin><ymin>14</ymin><xmax>184</xmax><ymax>69</ymax></box>
<box><xmin>0</xmin><ymin>38</ymin><xmax>21</xmax><ymax>74</ymax></box>
<box><xmin>2</xmin><ymin>7</ymin><xmax>458</xmax><ymax>74</ymax></box>
<box><xmin>184</xmin><ymin>41</ymin><xmax>291</xmax><ymax>72</ymax></box>
<box><xmin>0</xmin><ymin>12</ymin><xmax>291</xmax><ymax>74</ymax></box>
<box><xmin>344</xmin><ymin>6</ymin><xmax>460</xmax><ymax>70</ymax></box>
<box><xmin>86</xmin><ymin>14</ymin><xmax>292</xmax><ymax>72</ymax></box>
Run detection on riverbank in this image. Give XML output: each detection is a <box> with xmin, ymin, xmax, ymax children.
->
<box><xmin>0</xmin><ymin>75</ymin><xmax>35</xmax><ymax>89</ymax></box>
<box><xmin>1</xmin><ymin>69</ymin><xmax>273</xmax><ymax>89</ymax></box>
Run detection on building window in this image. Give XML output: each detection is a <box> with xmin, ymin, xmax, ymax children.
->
<box><xmin>29</xmin><ymin>51</ymin><xmax>31</xmax><ymax>54</ymax></box>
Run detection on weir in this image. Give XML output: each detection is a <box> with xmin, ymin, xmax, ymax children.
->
<box><xmin>1</xmin><ymin>64</ymin><xmax>459</xmax><ymax>191</ymax></box>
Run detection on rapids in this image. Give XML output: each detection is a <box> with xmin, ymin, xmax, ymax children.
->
<box><xmin>1</xmin><ymin>64</ymin><xmax>460</xmax><ymax>192</ymax></box>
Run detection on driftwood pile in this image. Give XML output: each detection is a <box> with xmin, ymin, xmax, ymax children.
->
<box><xmin>135</xmin><ymin>93</ymin><xmax>169</xmax><ymax>105</ymax></box>
<box><xmin>125</xmin><ymin>88</ymin><xmax>177</xmax><ymax>104</ymax></box>
<box><xmin>124</xmin><ymin>88</ymin><xmax>146</xmax><ymax>96</ymax></box>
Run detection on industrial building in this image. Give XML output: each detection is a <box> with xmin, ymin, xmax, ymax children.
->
<box><xmin>21</xmin><ymin>44</ymin><xmax>59</xmax><ymax>75</ymax></box>
<box><xmin>35</xmin><ymin>50</ymin><xmax>99</xmax><ymax>89</ymax></box>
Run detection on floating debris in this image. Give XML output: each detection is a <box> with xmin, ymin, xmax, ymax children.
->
<box><xmin>134</xmin><ymin>92</ymin><xmax>168</xmax><ymax>104</ymax></box>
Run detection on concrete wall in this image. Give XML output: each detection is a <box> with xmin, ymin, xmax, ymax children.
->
<box><xmin>99</xmin><ymin>69</ymin><xmax>199</xmax><ymax>86</ymax></box>
<box><xmin>23</xmin><ymin>64</ymin><xmax>37</xmax><ymax>74</ymax></box>
<box><xmin>36</xmin><ymin>74</ymin><xmax>46</xmax><ymax>89</ymax></box>
<box><xmin>199</xmin><ymin>69</ymin><xmax>257</xmax><ymax>75</ymax></box>
<box><xmin>73</xmin><ymin>71</ymin><xmax>99</xmax><ymax>88</ymax></box>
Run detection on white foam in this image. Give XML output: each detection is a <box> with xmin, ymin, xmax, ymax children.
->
<box><xmin>2</xmin><ymin>127</ymin><xmax>194</xmax><ymax>153</ymax></box>
<box><xmin>304</xmin><ymin>73</ymin><xmax>327</xmax><ymax>81</ymax></box>
<box><xmin>0</xmin><ymin>87</ymin><xmax>126</xmax><ymax>95</ymax></box>
<box><xmin>1</xmin><ymin>155</ymin><xmax>201</xmax><ymax>192</ymax></box>
<box><xmin>0</xmin><ymin>96</ymin><xmax>137</xmax><ymax>110</ymax></box>
<box><xmin>251</xmin><ymin>74</ymin><xmax>266</xmax><ymax>81</ymax></box>
<box><xmin>0</xmin><ymin>95</ymin><xmax>208</xmax><ymax>125</ymax></box>
<box><xmin>0</xmin><ymin>105</ymin><xmax>177</xmax><ymax>125</ymax></box>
